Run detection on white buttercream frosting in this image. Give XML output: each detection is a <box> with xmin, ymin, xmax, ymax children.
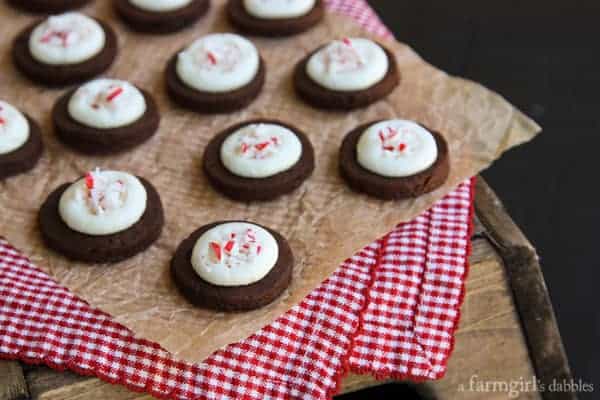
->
<box><xmin>176</xmin><ymin>33</ymin><xmax>260</xmax><ymax>93</ymax></box>
<box><xmin>356</xmin><ymin>120</ymin><xmax>438</xmax><ymax>177</ymax></box>
<box><xmin>59</xmin><ymin>169</ymin><xmax>147</xmax><ymax>236</ymax></box>
<box><xmin>68</xmin><ymin>79</ymin><xmax>147</xmax><ymax>129</ymax></box>
<box><xmin>220</xmin><ymin>123</ymin><xmax>302</xmax><ymax>179</ymax></box>
<box><xmin>0</xmin><ymin>101</ymin><xmax>30</xmax><ymax>155</ymax></box>
<box><xmin>29</xmin><ymin>12</ymin><xmax>106</xmax><ymax>65</ymax></box>
<box><xmin>306</xmin><ymin>37</ymin><xmax>389</xmax><ymax>91</ymax></box>
<box><xmin>191</xmin><ymin>222</ymin><xmax>279</xmax><ymax>286</ymax></box>
<box><xmin>129</xmin><ymin>0</ymin><xmax>193</xmax><ymax>12</ymax></box>
<box><xmin>243</xmin><ymin>0</ymin><xmax>316</xmax><ymax>19</ymax></box>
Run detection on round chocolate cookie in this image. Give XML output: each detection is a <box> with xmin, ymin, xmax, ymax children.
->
<box><xmin>171</xmin><ymin>221</ymin><xmax>294</xmax><ymax>311</ymax></box>
<box><xmin>203</xmin><ymin>119</ymin><xmax>315</xmax><ymax>201</ymax></box>
<box><xmin>12</xmin><ymin>18</ymin><xmax>117</xmax><ymax>87</ymax></box>
<box><xmin>7</xmin><ymin>0</ymin><xmax>91</xmax><ymax>14</ymax></box>
<box><xmin>114</xmin><ymin>0</ymin><xmax>210</xmax><ymax>34</ymax></box>
<box><xmin>339</xmin><ymin>121</ymin><xmax>450</xmax><ymax>199</ymax></box>
<box><xmin>39</xmin><ymin>177</ymin><xmax>164</xmax><ymax>263</ymax></box>
<box><xmin>52</xmin><ymin>87</ymin><xmax>160</xmax><ymax>155</ymax></box>
<box><xmin>165</xmin><ymin>53</ymin><xmax>265</xmax><ymax>114</ymax></box>
<box><xmin>294</xmin><ymin>44</ymin><xmax>400</xmax><ymax>110</ymax></box>
<box><xmin>226</xmin><ymin>0</ymin><xmax>324</xmax><ymax>37</ymax></box>
<box><xmin>0</xmin><ymin>115</ymin><xmax>44</xmax><ymax>180</ymax></box>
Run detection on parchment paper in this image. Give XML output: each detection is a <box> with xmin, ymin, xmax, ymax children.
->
<box><xmin>0</xmin><ymin>0</ymin><xmax>540</xmax><ymax>363</ymax></box>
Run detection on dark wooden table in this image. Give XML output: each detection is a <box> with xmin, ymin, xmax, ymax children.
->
<box><xmin>0</xmin><ymin>179</ymin><xmax>573</xmax><ymax>399</ymax></box>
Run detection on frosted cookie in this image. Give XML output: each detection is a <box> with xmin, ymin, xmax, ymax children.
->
<box><xmin>52</xmin><ymin>78</ymin><xmax>160</xmax><ymax>154</ymax></box>
<box><xmin>7</xmin><ymin>0</ymin><xmax>91</xmax><ymax>14</ymax></box>
<box><xmin>166</xmin><ymin>33</ymin><xmax>265</xmax><ymax>113</ymax></box>
<box><xmin>227</xmin><ymin>0</ymin><xmax>324</xmax><ymax>37</ymax></box>
<box><xmin>114</xmin><ymin>0</ymin><xmax>210</xmax><ymax>34</ymax></box>
<box><xmin>12</xmin><ymin>12</ymin><xmax>117</xmax><ymax>86</ymax></box>
<box><xmin>39</xmin><ymin>168</ymin><xmax>164</xmax><ymax>263</ymax></box>
<box><xmin>294</xmin><ymin>38</ymin><xmax>400</xmax><ymax>110</ymax></box>
<box><xmin>0</xmin><ymin>101</ymin><xmax>44</xmax><ymax>180</ymax></box>
<box><xmin>203</xmin><ymin>119</ymin><xmax>314</xmax><ymax>201</ymax></box>
<box><xmin>339</xmin><ymin>119</ymin><xmax>449</xmax><ymax>199</ymax></box>
<box><xmin>171</xmin><ymin>221</ymin><xmax>294</xmax><ymax>311</ymax></box>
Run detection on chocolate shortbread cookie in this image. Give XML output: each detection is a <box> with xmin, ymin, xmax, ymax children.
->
<box><xmin>52</xmin><ymin>79</ymin><xmax>160</xmax><ymax>155</ymax></box>
<box><xmin>7</xmin><ymin>0</ymin><xmax>92</xmax><ymax>14</ymax></box>
<box><xmin>203</xmin><ymin>119</ymin><xmax>314</xmax><ymax>201</ymax></box>
<box><xmin>12</xmin><ymin>14</ymin><xmax>117</xmax><ymax>87</ymax></box>
<box><xmin>166</xmin><ymin>33</ymin><xmax>265</xmax><ymax>113</ymax></box>
<box><xmin>0</xmin><ymin>115</ymin><xmax>44</xmax><ymax>180</ymax></box>
<box><xmin>226</xmin><ymin>0</ymin><xmax>324</xmax><ymax>37</ymax></box>
<box><xmin>294</xmin><ymin>38</ymin><xmax>400</xmax><ymax>110</ymax></box>
<box><xmin>339</xmin><ymin>120</ymin><xmax>450</xmax><ymax>199</ymax></box>
<box><xmin>171</xmin><ymin>221</ymin><xmax>294</xmax><ymax>311</ymax></box>
<box><xmin>40</xmin><ymin>174</ymin><xmax>164</xmax><ymax>263</ymax></box>
<box><xmin>114</xmin><ymin>0</ymin><xmax>210</xmax><ymax>34</ymax></box>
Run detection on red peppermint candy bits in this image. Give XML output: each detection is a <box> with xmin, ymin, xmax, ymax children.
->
<box><xmin>224</xmin><ymin>240</ymin><xmax>235</xmax><ymax>254</ymax></box>
<box><xmin>210</xmin><ymin>242</ymin><xmax>222</xmax><ymax>261</ymax></box>
<box><xmin>254</xmin><ymin>142</ymin><xmax>270</xmax><ymax>151</ymax></box>
<box><xmin>41</xmin><ymin>30</ymin><xmax>71</xmax><ymax>47</ymax></box>
<box><xmin>106</xmin><ymin>87</ymin><xmax>124</xmax><ymax>102</ymax></box>
<box><xmin>206</xmin><ymin>51</ymin><xmax>218</xmax><ymax>65</ymax></box>
<box><xmin>85</xmin><ymin>173</ymin><xmax>95</xmax><ymax>189</ymax></box>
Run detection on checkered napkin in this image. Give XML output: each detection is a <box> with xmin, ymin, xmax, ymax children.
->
<box><xmin>0</xmin><ymin>2</ymin><xmax>474</xmax><ymax>399</ymax></box>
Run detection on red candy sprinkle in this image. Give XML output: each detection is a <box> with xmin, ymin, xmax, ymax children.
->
<box><xmin>398</xmin><ymin>143</ymin><xmax>407</xmax><ymax>152</ymax></box>
<box><xmin>224</xmin><ymin>240</ymin><xmax>235</xmax><ymax>254</ymax></box>
<box><xmin>41</xmin><ymin>30</ymin><xmax>71</xmax><ymax>47</ymax></box>
<box><xmin>85</xmin><ymin>172</ymin><xmax>94</xmax><ymax>189</ymax></box>
<box><xmin>207</xmin><ymin>51</ymin><xmax>217</xmax><ymax>65</ymax></box>
<box><xmin>342</xmin><ymin>37</ymin><xmax>352</xmax><ymax>46</ymax></box>
<box><xmin>271</xmin><ymin>136</ymin><xmax>279</xmax><ymax>145</ymax></box>
<box><xmin>210</xmin><ymin>242</ymin><xmax>222</xmax><ymax>261</ymax></box>
<box><xmin>240</xmin><ymin>143</ymin><xmax>249</xmax><ymax>153</ymax></box>
<box><xmin>256</xmin><ymin>245</ymin><xmax>262</xmax><ymax>255</ymax></box>
<box><xmin>383</xmin><ymin>145</ymin><xmax>394</xmax><ymax>151</ymax></box>
<box><xmin>106</xmin><ymin>87</ymin><xmax>123</xmax><ymax>102</ymax></box>
<box><xmin>378</xmin><ymin>131</ymin><xmax>385</xmax><ymax>143</ymax></box>
<box><xmin>255</xmin><ymin>142</ymin><xmax>270</xmax><ymax>151</ymax></box>
<box><xmin>0</xmin><ymin>117</ymin><xmax>5</xmax><ymax>125</ymax></box>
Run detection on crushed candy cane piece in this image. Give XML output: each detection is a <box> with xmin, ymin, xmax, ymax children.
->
<box><xmin>206</xmin><ymin>51</ymin><xmax>217</xmax><ymax>65</ymax></box>
<box><xmin>106</xmin><ymin>87</ymin><xmax>124</xmax><ymax>102</ymax></box>
<box><xmin>85</xmin><ymin>173</ymin><xmax>94</xmax><ymax>189</ymax></box>
<box><xmin>224</xmin><ymin>240</ymin><xmax>235</xmax><ymax>254</ymax></box>
<box><xmin>254</xmin><ymin>142</ymin><xmax>270</xmax><ymax>151</ymax></box>
<box><xmin>210</xmin><ymin>242</ymin><xmax>222</xmax><ymax>261</ymax></box>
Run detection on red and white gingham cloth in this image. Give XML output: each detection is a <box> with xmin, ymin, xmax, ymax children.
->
<box><xmin>0</xmin><ymin>2</ymin><xmax>475</xmax><ymax>399</ymax></box>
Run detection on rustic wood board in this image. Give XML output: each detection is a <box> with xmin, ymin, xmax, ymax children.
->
<box><xmin>0</xmin><ymin>179</ymin><xmax>574</xmax><ymax>399</ymax></box>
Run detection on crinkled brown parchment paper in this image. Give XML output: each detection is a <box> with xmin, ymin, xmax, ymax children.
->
<box><xmin>0</xmin><ymin>0</ymin><xmax>540</xmax><ymax>363</ymax></box>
